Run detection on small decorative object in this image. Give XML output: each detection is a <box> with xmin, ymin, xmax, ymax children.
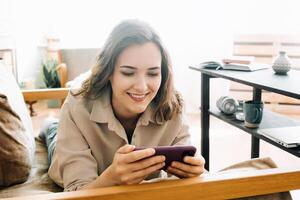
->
<box><xmin>272</xmin><ymin>51</ymin><xmax>291</xmax><ymax>75</ymax></box>
<box><xmin>216</xmin><ymin>96</ymin><xmax>239</xmax><ymax>115</ymax></box>
<box><xmin>46</xmin><ymin>37</ymin><xmax>61</xmax><ymax>63</ymax></box>
<box><xmin>235</xmin><ymin>112</ymin><xmax>245</xmax><ymax>121</ymax></box>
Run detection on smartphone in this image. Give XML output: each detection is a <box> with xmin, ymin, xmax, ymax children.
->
<box><xmin>134</xmin><ymin>145</ymin><xmax>197</xmax><ymax>169</ymax></box>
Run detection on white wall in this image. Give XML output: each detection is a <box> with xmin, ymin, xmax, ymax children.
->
<box><xmin>2</xmin><ymin>0</ymin><xmax>300</xmax><ymax>113</ymax></box>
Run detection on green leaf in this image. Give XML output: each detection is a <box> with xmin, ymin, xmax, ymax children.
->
<box><xmin>42</xmin><ymin>59</ymin><xmax>61</xmax><ymax>88</ymax></box>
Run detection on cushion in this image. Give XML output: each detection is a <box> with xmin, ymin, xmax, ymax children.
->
<box><xmin>0</xmin><ymin>138</ymin><xmax>62</xmax><ymax>198</ymax></box>
<box><xmin>66</xmin><ymin>69</ymin><xmax>91</xmax><ymax>89</ymax></box>
<box><xmin>0</xmin><ymin>63</ymin><xmax>35</xmax><ymax>186</ymax></box>
<box><xmin>220</xmin><ymin>157</ymin><xmax>292</xmax><ymax>200</ymax></box>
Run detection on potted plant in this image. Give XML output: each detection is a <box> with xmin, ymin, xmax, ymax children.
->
<box><xmin>42</xmin><ymin>59</ymin><xmax>61</xmax><ymax>107</ymax></box>
<box><xmin>42</xmin><ymin>59</ymin><xmax>61</xmax><ymax>88</ymax></box>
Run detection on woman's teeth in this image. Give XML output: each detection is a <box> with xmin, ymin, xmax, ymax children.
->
<box><xmin>128</xmin><ymin>93</ymin><xmax>147</xmax><ymax>101</ymax></box>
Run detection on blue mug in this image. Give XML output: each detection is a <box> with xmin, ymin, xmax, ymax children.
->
<box><xmin>243</xmin><ymin>100</ymin><xmax>264</xmax><ymax>128</ymax></box>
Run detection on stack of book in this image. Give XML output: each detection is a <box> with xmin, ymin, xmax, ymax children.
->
<box><xmin>223</xmin><ymin>56</ymin><xmax>254</xmax><ymax>65</ymax></box>
<box><xmin>196</xmin><ymin>56</ymin><xmax>270</xmax><ymax>72</ymax></box>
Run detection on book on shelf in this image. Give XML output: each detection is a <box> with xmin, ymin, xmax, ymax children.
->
<box><xmin>222</xmin><ymin>56</ymin><xmax>255</xmax><ymax>65</ymax></box>
<box><xmin>194</xmin><ymin>60</ymin><xmax>269</xmax><ymax>72</ymax></box>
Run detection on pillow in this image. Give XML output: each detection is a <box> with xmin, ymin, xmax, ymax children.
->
<box><xmin>0</xmin><ymin>63</ymin><xmax>35</xmax><ymax>186</ymax></box>
<box><xmin>220</xmin><ymin>157</ymin><xmax>292</xmax><ymax>200</ymax></box>
<box><xmin>66</xmin><ymin>69</ymin><xmax>91</xmax><ymax>89</ymax></box>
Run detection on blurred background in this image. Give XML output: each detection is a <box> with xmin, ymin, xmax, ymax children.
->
<box><xmin>1</xmin><ymin>0</ymin><xmax>300</xmax><ymax>113</ymax></box>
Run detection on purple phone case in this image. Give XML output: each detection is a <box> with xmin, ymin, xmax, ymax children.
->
<box><xmin>134</xmin><ymin>146</ymin><xmax>196</xmax><ymax>169</ymax></box>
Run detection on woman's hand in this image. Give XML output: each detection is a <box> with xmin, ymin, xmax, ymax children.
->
<box><xmin>167</xmin><ymin>155</ymin><xmax>205</xmax><ymax>178</ymax></box>
<box><xmin>106</xmin><ymin>144</ymin><xmax>165</xmax><ymax>185</ymax></box>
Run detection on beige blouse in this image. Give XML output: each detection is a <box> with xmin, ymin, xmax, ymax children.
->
<box><xmin>48</xmin><ymin>90</ymin><xmax>191</xmax><ymax>191</ymax></box>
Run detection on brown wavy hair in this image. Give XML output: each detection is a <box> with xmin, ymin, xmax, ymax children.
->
<box><xmin>73</xmin><ymin>19</ymin><xmax>183</xmax><ymax>122</ymax></box>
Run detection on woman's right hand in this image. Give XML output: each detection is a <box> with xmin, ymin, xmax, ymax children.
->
<box><xmin>106</xmin><ymin>144</ymin><xmax>165</xmax><ymax>185</ymax></box>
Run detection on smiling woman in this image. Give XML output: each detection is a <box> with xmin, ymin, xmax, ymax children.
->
<box><xmin>40</xmin><ymin>19</ymin><xmax>205</xmax><ymax>192</ymax></box>
<box><xmin>110</xmin><ymin>42</ymin><xmax>162</xmax><ymax>144</ymax></box>
<box><xmin>110</xmin><ymin>42</ymin><xmax>162</xmax><ymax>121</ymax></box>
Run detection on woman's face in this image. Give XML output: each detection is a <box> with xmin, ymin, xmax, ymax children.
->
<box><xmin>110</xmin><ymin>42</ymin><xmax>162</xmax><ymax>119</ymax></box>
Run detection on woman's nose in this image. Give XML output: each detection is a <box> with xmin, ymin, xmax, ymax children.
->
<box><xmin>133</xmin><ymin>76</ymin><xmax>148</xmax><ymax>92</ymax></box>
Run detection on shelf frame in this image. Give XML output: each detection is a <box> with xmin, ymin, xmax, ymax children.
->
<box><xmin>191</xmin><ymin>66</ymin><xmax>300</xmax><ymax>170</ymax></box>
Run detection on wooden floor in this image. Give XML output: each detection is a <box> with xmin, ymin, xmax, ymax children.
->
<box><xmin>30</xmin><ymin>100</ymin><xmax>300</xmax><ymax>199</ymax></box>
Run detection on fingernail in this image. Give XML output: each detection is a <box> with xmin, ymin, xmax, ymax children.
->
<box><xmin>151</xmin><ymin>148</ymin><xmax>156</xmax><ymax>154</ymax></box>
<box><xmin>148</xmin><ymin>148</ymin><xmax>155</xmax><ymax>155</ymax></box>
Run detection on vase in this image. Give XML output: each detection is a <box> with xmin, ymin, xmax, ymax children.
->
<box><xmin>272</xmin><ymin>51</ymin><xmax>291</xmax><ymax>75</ymax></box>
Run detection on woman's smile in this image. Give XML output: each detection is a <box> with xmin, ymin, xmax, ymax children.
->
<box><xmin>127</xmin><ymin>92</ymin><xmax>149</xmax><ymax>102</ymax></box>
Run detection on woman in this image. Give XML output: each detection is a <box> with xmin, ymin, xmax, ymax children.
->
<box><xmin>44</xmin><ymin>19</ymin><xmax>205</xmax><ymax>191</ymax></box>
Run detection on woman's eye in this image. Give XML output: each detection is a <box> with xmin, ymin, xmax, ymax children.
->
<box><xmin>121</xmin><ymin>72</ymin><xmax>134</xmax><ymax>76</ymax></box>
<box><xmin>148</xmin><ymin>73</ymin><xmax>159</xmax><ymax>77</ymax></box>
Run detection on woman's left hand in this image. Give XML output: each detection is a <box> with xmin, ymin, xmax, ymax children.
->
<box><xmin>167</xmin><ymin>156</ymin><xmax>206</xmax><ymax>178</ymax></box>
